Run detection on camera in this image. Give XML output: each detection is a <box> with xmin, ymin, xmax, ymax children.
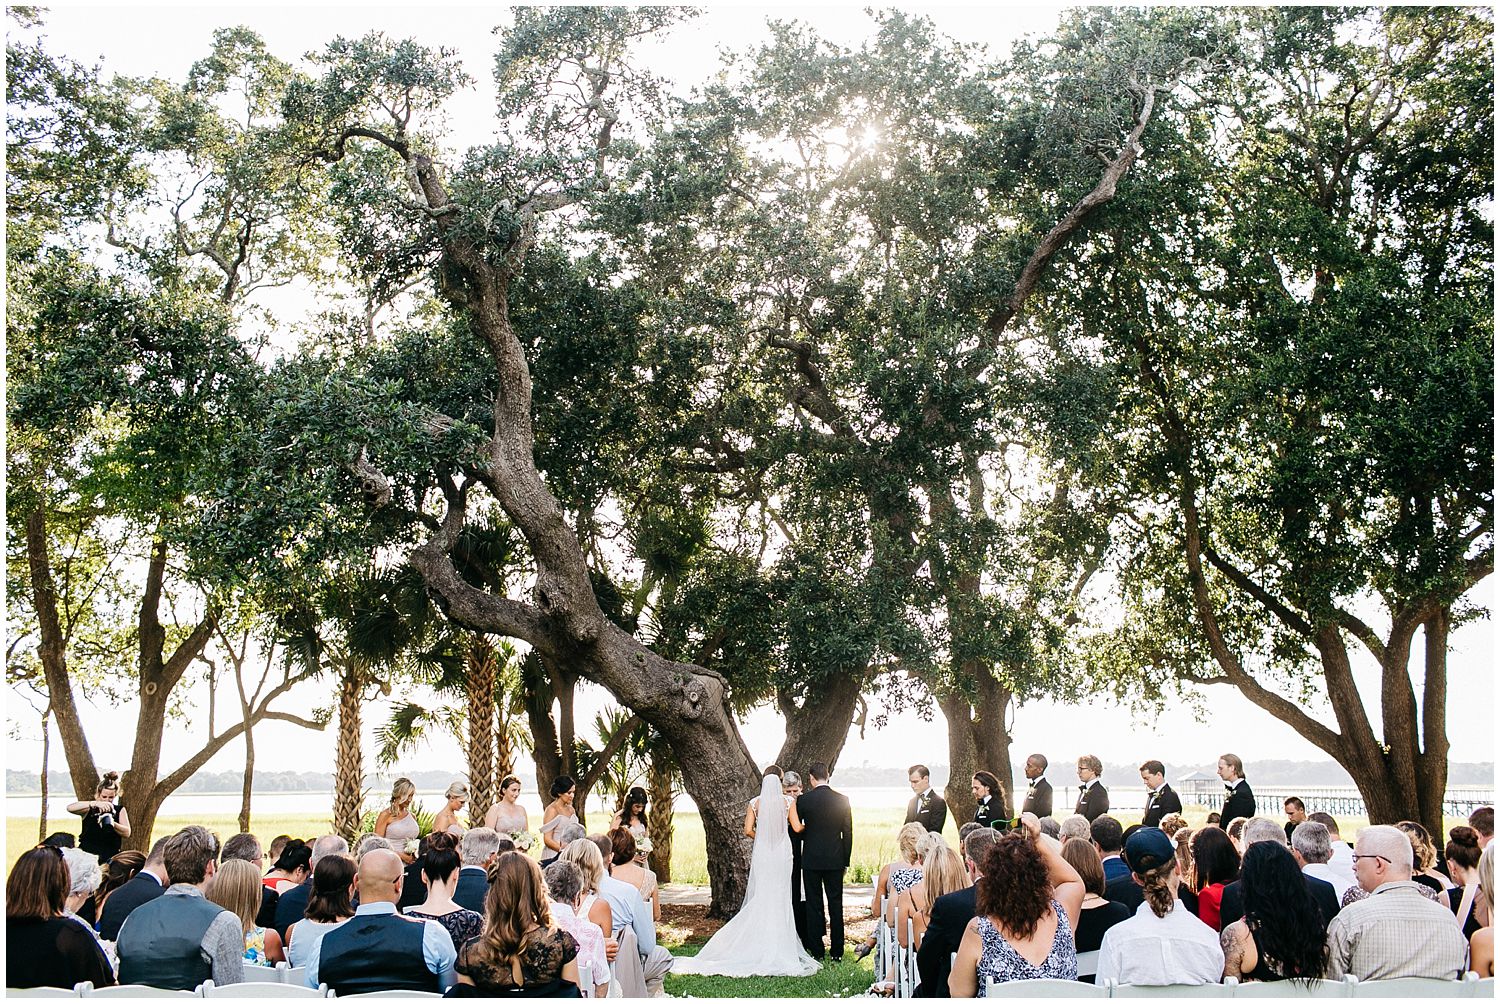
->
<box><xmin>98</xmin><ymin>812</ymin><xmax>115</xmax><ymax>828</ymax></box>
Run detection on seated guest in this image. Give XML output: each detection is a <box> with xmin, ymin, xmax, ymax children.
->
<box><xmin>117</xmin><ymin>826</ymin><xmax>244</xmax><ymax>989</ymax></box>
<box><xmin>1190</xmin><ymin>825</ymin><xmax>1240</xmax><ymax>931</ymax></box>
<box><xmin>545</xmin><ymin>860</ymin><xmax>610</xmax><ymax>997</ymax></box>
<box><xmin>1060</xmin><ymin>838</ymin><xmax>1129</xmax><ymax>984</ymax></box>
<box><xmin>948</xmin><ymin>817</ymin><xmax>1085</xmax><ymax>995</ymax></box>
<box><xmin>43</xmin><ymin>832</ymin><xmax>77</xmax><ymax>849</ymax></box>
<box><xmin>273</xmin><ymin>834</ymin><xmax>347</xmax><ymax>939</ymax></box>
<box><xmin>405</xmin><ymin>831</ymin><xmax>483</xmax><ymax>949</ymax></box>
<box><xmin>589</xmin><ymin>833</ymin><xmax>674</xmax><ymax>990</ymax></box>
<box><xmin>222</xmin><ymin>832</ymin><xmax>277</xmax><ymax>930</ymax></box>
<box><xmin>398</xmin><ymin>836</ymin><xmax>427</xmax><ymax>911</ymax></box>
<box><xmin>1325</xmin><ymin>824</ymin><xmax>1468</xmax><ymax>981</ymax></box>
<box><xmin>1039</xmin><ymin>818</ymin><xmax>1062</xmax><ymax>840</ymax></box>
<box><xmin>354</xmin><ymin>833</ymin><xmax>393</xmax><ymax>858</ymax></box>
<box><xmin>1227</xmin><ymin>817</ymin><xmax>1248</xmax><ymax>850</ymax></box>
<box><xmin>456</xmin><ymin>851</ymin><xmax>580</xmax><ymax>994</ymax></box>
<box><xmin>957</xmin><ymin>822</ymin><xmax>982</xmax><ymax>844</ymax></box>
<box><xmin>1471</xmin><ymin>807</ymin><xmax>1493</xmax><ymax>850</ymax></box>
<box><xmin>1097</xmin><ymin>828</ymin><xmax>1224</xmax><ymax>987</ymax></box>
<box><xmin>1220</xmin><ymin>841</ymin><xmax>1329</xmax><ymax>983</ymax></box>
<box><xmin>209</xmin><ymin>858</ymin><xmax>285</xmax><ymax>965</ymax></box>
<box><xmin>916</xmin><ymin>828</ymin><xmax>997</xmax><ymax>997</ymax></box>
<box><xmin>264</xmin><ymin>838</ymin><xmax>312</xmax><ymax>896</ymax></box>
<box><xmin>896</xmin><ymin>838</ymin><xmax>969</xmax><ymax>950</ymax></box>
<box><xmin>267</xmin><ymin>834</ymin><xmax>291</xmax><ymax>867</ymax></box>
<box><xmin>560</xmin><ymin>837</ymin><xmax>616</xmax><ymax>951</ymax></box>
<box><xmin>286</xmin><ymin>852</ymin><xmax>356</xmax><ymax>968</ymax></box>
<box><xmin>98</xmin><ymin>836</ymin><xmax>168</xmax><ymax>941</ymax></box>
<box><xmin>1471</xmin><ymin>843</ymin><xmax>1493</xmax><ymax>977</ymax></box>
<box><xmin>1397</xmin><ymin>820</ymin><xmax>1454</xmax><ymax>893</ymax></box>
<box><xmin>1091</xmin><ymin>816</ymin><xmax>1128</xmax><ymax>884</ymax></box>
<box><xmin>1171</xmin><ymin>828</ymin><xmax>1199</xmax><ymax>916</ymax></box>
<box><xmin>455</xmin><ymin>827</ymin><xmax>501</xmax><ymax>912</ymax></box>
<box><xmin>6</xmin><ymin>845</ymin><xmax>116</xmax><ymax>990</ymax></box>
<box><xmin>1294</xmin><ymin>821</ymin><xmax>1354</xmax><ymax>902</ymax></box>
<box><xmin>1059</xmin><ymin>814</ymin><xmax>1092</xmax><ymax>845</ymax></box>
<box><xmin>304</xmin><ymin>848</ymin><xmax>457</xmax><ymax>993</ymax></box>
<box><xmin>1219</xmin><ymin>818</ymin><xmax>1339</xmax><ymax>931</ymax></box>
<box><xmin>1160</xmin><ymin>814</ymin><xmax>1188</xmax><ymax>839</ymax></box>
<box><xmin>610</xmin><ymin>828</ymin><xmax>660</xmax><ymax>923</ymax></box>
<box><xmin>856</xmin><ymin>822</ymin><xmax>927</xmax><ymax>961</ymax></box>
<box><xmin>93</xmin><ymin>849</ymin><xmax>145</xmax><ymax>927</ymax></box>
<box><xmin>1447</xmin><ymin>826</ymin><xmax>1486</xmax><ymax>938</ymax></box>
<box><xmin>60</xmin><ymin>847</ymin><xmax>103</xmax><ymax>924</ymax></box>
<box><xmin>1308</xmin><ymin>812</ymin><xmax>1356</xmax><ymax>887</ymax></box>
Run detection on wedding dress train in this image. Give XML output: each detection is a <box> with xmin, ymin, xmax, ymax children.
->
<box><xmin>670</xmin><ymin>774</ymin><xmax>820</xmax><ymax>977</ymax></box>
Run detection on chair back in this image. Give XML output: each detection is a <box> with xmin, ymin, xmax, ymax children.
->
<box><xmin>1075</xmin><ymin>950</ymin><xmax>1099</xmax><ymax>978</ymax></box>
<box><xmin>199</xmin><ymin>981</ymin><xmax>330</xmax><ymax>998</ymax></box>
<box><xmin>985</xmin><ymin>977</ymin><xmax>1108</xmax><ymax>998</ymax></box>
<box><xmin>78</xmin><ymin>988</ymin><xmax>198</xmax><ymax>999</ymax></box>
<box><xmin>239</xmin><ymin>966</ymin><xmax>283</xmax><ymax>984</ymax></box>
<box><xmin>6</xmin><ymin>989</ymin><xmax>81</xmax><ymax>999</ymax></box>
<box><xmin>1109</xmin><ymin>978</ymin><xmax>1238</xmax><ymax>998</ymax></box>
<box><xmin>280</xmin><ymin>966</ymin><xmax>308</xmax><ymax>986</ymax></box>
<box><xmin>1232</xmin><ymin>977</ymin><xmax>1356</xmax><ymax>998</ymax></box>
<box><xmin>1347</xmin><ymin>976</ymin><xmax>1472</xmax><ymax>998</ymax></box>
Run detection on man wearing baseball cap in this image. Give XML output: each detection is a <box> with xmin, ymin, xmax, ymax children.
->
<box><xmin>1096</xmin><ymin>827</ymin><xmax>1224</xmax><ymax>987</ymax></box>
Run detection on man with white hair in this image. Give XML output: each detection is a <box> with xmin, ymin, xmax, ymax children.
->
<box><xmin>454</xmin><ymin>827</ymin><xmax>500</xmax><ymax>911</ymax></box>
<box><xmin>1219</xmin><ymin>817</ymin><xmax>1339</xmax><ymax>930</ymax></box>
<box><xmin>1292</xmin><ymin>820</ymin><xmax>1353</xmax><ymax>901</ymax></box>
<box><xmin>1325</xmin><ymin>825</ymin><xmax>1469</xmax><ymax>981</ymax></box>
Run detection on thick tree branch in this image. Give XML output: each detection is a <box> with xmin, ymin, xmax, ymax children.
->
<box><xmin>1201</xmin><ymin>544</ymin><xmax>1313</xmax><ymax>637</ymax></box>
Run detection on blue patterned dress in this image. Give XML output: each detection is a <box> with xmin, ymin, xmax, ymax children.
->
<box><xmin>976</xmin><ymin>900</ymin><xmax>1078</xmax><ymax>994</ymax></box>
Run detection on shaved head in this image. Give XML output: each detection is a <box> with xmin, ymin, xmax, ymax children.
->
<box><xmin>357</xmin><ymin>848</ymin><xmax>404</xmax><ymax>904</ymax></box>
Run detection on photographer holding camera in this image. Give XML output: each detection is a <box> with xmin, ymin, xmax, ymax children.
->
<box><xmin>68</xmin><ymin>770</ymin><xmax>132</xmax><ymax>863</ymax></box>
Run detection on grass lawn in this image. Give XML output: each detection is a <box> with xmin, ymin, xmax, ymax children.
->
<box><xmin>661</xmin><ymin>936</ymin><xmax>877</xmax><ymax>999</ymax></box>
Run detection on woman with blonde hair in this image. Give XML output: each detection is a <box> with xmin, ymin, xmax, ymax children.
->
<box><xmin>456</xmin><ymin>852</ymin><xmax>580</xmax><ymax>993</ymax></box>
<box><xmin>433</xmin><ymin>781</ymin><xmax>470</xmax><ymax>836</ymax></box>
<box><xmin>209</xmin><ymin>858</ymin><xmax>285</xmax><ymax>965</ymax></box>
<box><xmin>854</xmin><ymin>821</ymin><xmax>929</xmax><ymax>961</ymax></box>
<box><xmin>375</xmin><ymin>778</ymin><xmax>420</xmax><ymax>842</ymax></box>
<box><xmin>1396</xmin><ymin>820</ymin><xmax>1453</xmax><ymax>893</ymax></box>
<box><xmin>68</xmin><ymin>770</ymin><xmax>131</xmax><ymax>864</ymax></box>
<box><xmin>899</xmin><ymin>837</ymin><xmax>971</xmax><ymax>947</ymax></box>
<box><xmin>559</xmin><ymin>835</ymin><xmax>615</xmax><ymax>943</ymax></box>
<box><xmin>1469</xmin><ymin>842</ymin><xmax>1493</xmax><ymax>977</ymax></box>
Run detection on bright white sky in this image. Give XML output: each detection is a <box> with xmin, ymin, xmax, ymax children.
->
<box><xmin>6</xmin><ymin>4</ymin><xmax>1495</xmax><ymax>792</ymax></box>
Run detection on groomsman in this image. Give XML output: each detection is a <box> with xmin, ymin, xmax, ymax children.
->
<box><xmin>1218</xmin><ymin>753</ymin><xmax>1256</xmax><ymax>830</ymax></box>
<box><xmin>1021</xmin><ymin>754</ymin><xmax>1053</xmax><ymax>819</ymax></box>
<box><xmin>1139</xmin><ymin>760</ymin><xmax>1182</xmax><ymax>827</ymax></box>
<box><xmin>905</xmin><ymin>764</ymin><xmax>948</xmax><ymax>834</ymax></box>
<box><xmin>1074</xmin><ymin>754</ymin><xmax>1109</xmax><ymax>821</ymax></box>
<box><xmin>971</xmin><ymin>771</ymin><xmax>1006</xmax><ymax>828</ymax></box>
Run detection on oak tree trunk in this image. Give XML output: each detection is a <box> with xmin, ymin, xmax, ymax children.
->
<box><xmin>775</xmin><ymin>672</ymin><xmax>863</xmax><ymax>776</ymax></box>
<box><xmin>239</xmin><ymin>721</ymin><xmax>254</xmax><ymax>834</ymax></box>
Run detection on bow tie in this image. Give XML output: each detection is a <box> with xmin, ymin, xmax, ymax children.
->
<box><xmin>1225</xmin><ymin>784</ymin><xmax>1236</xmax><ymax>793</ymax></box>
<box><xmin>1079</xmin><ymin>784</ymin><xmax>1088</xmax><ymax>793</ymax></box>
<box><xmin>1028</xmin><ymin>781</ymin><xmax>1037</xmax><ymax>790</ymax></box>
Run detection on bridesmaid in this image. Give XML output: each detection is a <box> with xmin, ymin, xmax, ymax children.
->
<box><xmin>540</xmin><ymin>775</ymin><xmax>578</xmax><ymax>866</ymax></box>
<box><xmin>484</xmin><ymin>775</ymin><xmax>529</xmax><ymax>837</ymax></box>
<box><xmin>433</xmin><ymin>781</ymin><xmax>470</xmax><ymax>836</ymax></box>
<box><xmin>375</xmin><ymin>778</ymin><xmax>420</xmax><ymax>843</ymax></box>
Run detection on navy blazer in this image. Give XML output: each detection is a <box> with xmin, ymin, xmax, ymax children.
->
<box><xmin>272</xmin><ymin>878</ymin><xmax>313</xmax><ymax>939</ymax></box>
<box><xmin>97</xmin><ymin>872</ymin><xmax>166</xmax><ymax>941</ymax></box>
<box><xmin>453</xmin><ymin>866</ymin><xmax>489</xmax><ymax>913</ymax></box>
<box><xmin>915</xmin><ymin>885</ymin><xmax>978</xmax><ymax>997</ymax></box>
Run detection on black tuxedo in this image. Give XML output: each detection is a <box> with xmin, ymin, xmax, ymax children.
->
<box><xmin>453</xmin><ymin>866</ymin><xmax>490</xmax><ymax>913</ymax></box>
<box><xmin>1021</xmin><ymin>778</ymin><xmax>1053</xmax><ymax>819</ymax></box>
<box><xmin>797</xmin><ymin>783</ymin><xmax>853</xmax><ymax>960</ymax></box>
<box><xmin>1142</xmin><ymin>783</ymin><xmax>1183</xmax><ymax>827</ymax></box>
<box><xmin>905</xmin><ymin>788</ymin><xmax>948</xmax><ymax>834</ymax></box>
<box><xmin>973</xmin><ymin>794</ymin><xmax>1006</xmax><ymax>829</ymax></box>
<box><xmin>1075</xmin><ymin>781</ymin><xmax>1109</xmax><ymax>821</ymax></box>
<box><xmin>1221</xmin><ymin>781</ymin><xmax>1256</xmax><ymax>831</ymax></box>
<box><xmin>97</xmin><ymin>872</ymin><xmax>165</xmax><ymax>941</ymax></box>
<box><xmin>398</xmin><ymin>858</ymin><xmax>427</xmax><ymax>910</ymax></box>
<box><xmin>1219</xmin><ymin>872</ymin><xmax>1338</xmax><ymax>933</ymax></box>
<box><xmin>915</xmin><ymin>885</ymin><xmax>977</xmax><ymax>997</ymax></box>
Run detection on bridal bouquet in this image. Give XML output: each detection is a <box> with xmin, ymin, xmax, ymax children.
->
<box><xmin>636</xmin><ymin>835</ymin><xmax>654</xmax><ymax>855</ymax></box>
<box><xmin>508</xmin><ymin>829</ymin><xmax>537</xmax><ymax>851</ymax></box>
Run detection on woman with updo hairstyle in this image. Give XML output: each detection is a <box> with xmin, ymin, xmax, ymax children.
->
<box><xmin>1219</xmin><ymin>841</ymin><xmax>1329</xmax><ymax>983</ymax></box>
<box><xmin>6</xmin><ymin>846</ymin><xmax>116</xmax><ymax>990</ymax></box>
<box><xmin>1470</xmin><ymin>843</ymin><xmax>1494</xmax><ymax>977</ymax></box>
<box><xmin>457</xmin><ymin>852</ymin><xmax>579</xmax><ymax>994</ymax></box>
<box><xmin>407</xmin><ymin>830</ymin><xmax>484</xmax><ymax>948</ymax></box>
<box><xmin>286</xmin><ymin>853</ymin><xmax>356</xmax><ymax>967</ymax></box>
<box><xmin>540</xmin><ymin>775</ymin><xmax>578</xmax><ymax>865</ymax></box>
<box><xmin>68</xmin><ymin>770</ymin><xmax>131</xmax><ymax>864</ymax></box>
<box><xmin>1396</xmin><ymin>819</ymin><xmax>1453</xmax><ymax>893</ymax></box>
<box><xmin>1446</xmin><ymin>825</ymin><xmax>1486</xmax><ymax>937</ymax></box>
<box><xmin>948</xmin><ymin>818</ymin><xmax>1084</xmax><ymax>994</ymax></box>
<box><xmin>485</xmin><ymin>774</ymin><xmax>528</xmax><ymax>835</ymax></box>
<box><xmin>263</xmin><ymin>837</ymin><xmax>312</xmax><ymax>896</ymax></box>
<box><xmin>376</xmin><ymin>777</ymin><xmax>420</xmax><ymax>842</ymax></box>
<box><xmin>611</xmin><ymin>786</ymin><xmax>650</xmax><ymax>840</ymax></box>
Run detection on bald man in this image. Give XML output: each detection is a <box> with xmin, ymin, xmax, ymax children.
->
<box><xmin>304</xmin><ymin>849</ymin><xmax>457</xmax><ymax>994</ymax></box>
<box><xmin>1325</xmin><ymin>825</ymin><xmax>1468</xmax><ymax>982</ymax></box>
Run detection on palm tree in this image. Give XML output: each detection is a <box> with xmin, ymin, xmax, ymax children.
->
<box><xmin>643</xmin><ymin>727</ymin><xmax>680</xmax><ymax>881</ymax></box>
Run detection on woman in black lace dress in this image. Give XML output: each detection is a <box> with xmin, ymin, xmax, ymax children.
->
<box><xmin>455</xmin><ymin>851</ymin><xmax>580</xmax><ymax>995</ymax></box>
<box><xmin>6</xmin><ymin>846</ymin><xmax>116</xmax><ymax>990</ymax></box>
<box><xmin>404</xmin><ymin>832</ymin><xmax>484</xmax><ymax>948</ymax></box>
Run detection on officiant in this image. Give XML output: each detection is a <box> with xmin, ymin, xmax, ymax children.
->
<box><xmin>784</xmin><ymin>770</ymin><xmax>807</xmax><ymax>942</ymax></box>
<box><xmin>905</xmin><ymin>764</ymin><xmax>948</xmax><ymax>834</ymax></box>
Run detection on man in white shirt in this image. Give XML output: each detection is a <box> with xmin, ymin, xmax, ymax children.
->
<box><xmin>1292</xmin><ymin>820</ymin><xmax>1354</xmax><ymax>901</ymax></box>
<box><xmin>588</xmin><ymin>833</ymin><xmax>674</xmax><ymax>993</ymax></box>
<box><xmin>1097</xmin><ymin>828</ymin><xmax>1224</xmax><ymax>987</ymax></box>
<box><xmin>1308</xmin><ymin>812</ymin><xmax>1357</xmax><ymax>887</ymax></box>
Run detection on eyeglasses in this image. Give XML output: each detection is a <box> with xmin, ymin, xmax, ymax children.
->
<box><xmin>1351</xmin><ymin>853</ymin><xmax>1392</xmax><ymax>864</ymax></box>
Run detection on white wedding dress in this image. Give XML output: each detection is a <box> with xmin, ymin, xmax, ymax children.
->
<box><xmin>671</xmin><ymin>774</ymin><xmax>820</xmax><ymax>977</ymax></box>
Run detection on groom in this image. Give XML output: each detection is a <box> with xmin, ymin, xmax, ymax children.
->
<box><xmin>796</xmin><ymin>761</ymin><xmax>853</xmax><ymax>962</ymax></box>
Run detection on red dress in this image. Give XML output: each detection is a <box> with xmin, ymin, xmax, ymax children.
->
<box><xmin>1197</xmin><ymin>882</ymin><xmax>1227</xmax><ymax>931</ymax></box>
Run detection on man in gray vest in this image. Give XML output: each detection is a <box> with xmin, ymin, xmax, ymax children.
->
<box><xmin>116</xmin><ymin>826</ymin><xmax>244</xmax><ymax>990</ymax></box>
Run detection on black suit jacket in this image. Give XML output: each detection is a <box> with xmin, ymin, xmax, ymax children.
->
<box><xmin>256</xmin><ymin>884</ymin><xmax>280</xmax><ymax>929</ymax></box>
<box><xmin>98</xmin><ymin>872</ymin><xmax>165</xmax><ymax>941</ymax></box>
<box><xmin>1221</xmin><ymin>782</ymin><xmax>1256</xmax><ymax>831</ymax></box>
<box><xmin>905</xmin><ymin>790</ymin><xmax>948</xmax><ymax>834</ymax></box>
<box><xmin>272</xmin><ymin>877</ymin><xmax>313</xmax><ymax>939</ymax></box>
<box><xmin>797</xmin><ymin>784</ymin><xmax>853</xmax><ymax>872</ymax></box>
<box><xmin>1218</xmin><ymin>872</ymin><xmax>1338</xmax><ymax>932</ymax></box>
<box><xmin>973</xmin><ymin>795</ymin><xmax>1006</xmax><ymax>829</ymax></box>
<box><xmin>1142</xmin><ymin>784</ymin><xmax>1183</xmax><ymax>827</ymax></box>
<box><xmin>453</xmin><ymin>866</ymin><xmax>490</xmax><ymax>913</ymax></box>
<box><xmin>398</xmin><ymin>858</ymin><xmax>427</xmax><ymax>910</ymax></box>
<box><xmin>915</xmin><ymin>885</ymin><xmax>977</xmax><ymax>997</ymax></box>
<box><xmin>1075</xmin><ymin>782</ymin><xmax>1109</xmax><ymax>821</ymax></box>
<box><xmin>1021</xmin><ymin>778</ymin><xmax>1053</xmax><ymax>819</ymax></box>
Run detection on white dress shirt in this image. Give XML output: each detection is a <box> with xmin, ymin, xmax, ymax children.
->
<box><xmin>1303</xmin><ymin>862</ymin><xmax>1354</xmax><ymax>902</ymax></box>
<box><xmin>1327</xmin><ymin>840</ymin><xmax>1357</xmax><ymax>886</ymax></box>
<box><xmin>1096</xmin><ymin>900</ymin><xmax>1225</xmax><ymax>987</ymax></box>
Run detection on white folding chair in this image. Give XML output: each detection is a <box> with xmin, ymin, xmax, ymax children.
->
<box><xmin>1347</xmin><ymin>976</ymin><xmax>1470</xmax><ymax>998</ymax></box>
<box><xmin>334</xmin><ymin>994</ymin><xmax>444</xmax><ymax>1000</ymax></box>
<box><xmin>985</xmin><ymin>978</ymin><xmax>1108</xmax><ymax>998</ymax></box>
<box><xmin>78</xmin><ymin>987</ymin><xmax>199</xmax><ymax>999</ymax></box>
<box><xmin>1233</xmin><ymin>976</ymin><xmax>1356</xmax><ymax>998</ymax></box>
<box><xmin>1465</xmin><ymin>975</ymin><xmax>1494</xmax><ymax>998</ymax></box>
<box><xmin>1075</xmin><ymin>950</ymin><xmax>1100</xmax><ymax>980</ymax></box>
<box><xmin>279</xmin><ymin>966</ymin><xmax>308</xmax><ymax>987</ymax></box>
<box><xmin>1109</xmin><ymin>978</ymin><xmax>1238</xmax><ymax>997</ymax></box>
<box><xmin>6</xmin><ymin>988</ymin><xmax>83</xmax><ymax>999</ymax></box>
<box><xmin>199</xmin><ymin>981</ymin><xmax>330</xmax><ymax>998</ymax></box>
<box><xmin>238</xmin><ymin>966</ymin><xmax>283</xmax><ymax>984</ymax></box>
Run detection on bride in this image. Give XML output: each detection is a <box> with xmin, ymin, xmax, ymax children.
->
<box><xmin>672</xmin><ymin>766</ymin><xmax>820</xmax><ymax>976</ymax></box>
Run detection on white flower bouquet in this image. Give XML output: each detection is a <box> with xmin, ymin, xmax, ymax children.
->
<box><xmin>636</xmin><ymin>835</ymin><xmax>654</xmax><ymax>855</ymax></box>
<box><xmin>509</xmin><ymin>829</ymin><xmax>537</xmax><ymax>851</ymax></box>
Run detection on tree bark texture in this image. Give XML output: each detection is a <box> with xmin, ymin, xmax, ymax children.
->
<box><xmin>465</xmin><ymin>638</ymin><xmax>498</xmax><ymax>827</ymax></box>
<box><xmin>646</xmin><ymin>746</ymin><xmax>677</xmax><ymax>882</ymax></box>
<box><xmin>775</xmin><ymin>672</ymin><xmax>864</xmax><ymax>777</ymax></box>
<box><xmin>334</xmin><ymin>663</ymin><xmax>364</xmax><ymax>841</ymax></box>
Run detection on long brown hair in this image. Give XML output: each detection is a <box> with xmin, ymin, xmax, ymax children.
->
<box><xmin>976</xmin><ymin>835</ymin><xmax>1052</xmax><ymax>940</ymax></box>
<box><xmin>1140</xmin><ymin>858</ymin><xmax>1177</xmax><ymax>918</ymax></box>
<box><xmin>473</xmin><ymin>852</ymin><xmax>555</xmax><ymax>982</ymax></box>
<box><xmin>95</xmin><ymin>850</ymin><xmax>145</xmax><ymax>914</ymax></box>
<box><xmin>7</xmin><ymin>847</ymin><xmax>69</xmax><ymax>920</ymax></box>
